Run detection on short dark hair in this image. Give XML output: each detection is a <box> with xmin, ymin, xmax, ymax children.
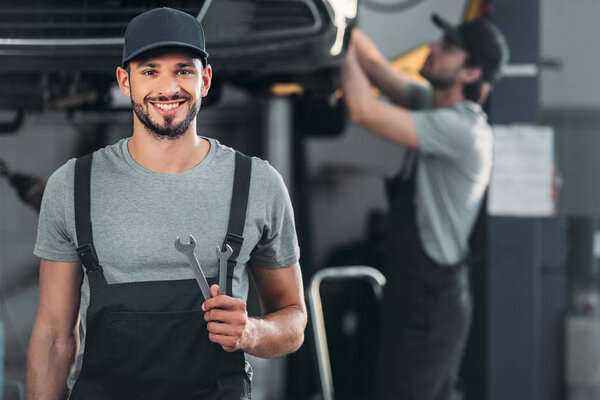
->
<box><xmin>463</xmin><ymin>54</ymin><xmax>485</xmax><ymax>103</ymax></box>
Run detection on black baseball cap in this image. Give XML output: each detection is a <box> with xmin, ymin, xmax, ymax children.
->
<box><xmin>431</xmin><ymin>14</ymin><xmax>509</xmax><ymax>83</ymax></box>
<box><xmin>122</xmin><ymin>7</ymin><xmax>209</xmax><ymax>67</ymax></box>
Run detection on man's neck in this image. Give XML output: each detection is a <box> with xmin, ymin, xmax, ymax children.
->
<box><xmin>432</xmin><ymin>84</ymin><xmax>466</xmax><ymax>108</ymax></box>
<box><xmin>128</xmin><ymin>121</ymin><xmax>210</xmax><ymax>174</ymax></box>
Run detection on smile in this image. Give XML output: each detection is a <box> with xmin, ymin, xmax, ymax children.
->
<box><xmin>149</xmin><ymin>100</ymin><xmax>186</xmax><ymax>114</ymax></box>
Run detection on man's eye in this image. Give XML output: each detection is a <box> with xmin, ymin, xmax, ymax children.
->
<box><xmin>178</xmin><ymin>70</ymin><xmax>192</xmax><ymax>75</ymax></box>
<box><xmin>143</xmin><ymin>70</ymin><xmax>156</xmax><ymax>76</ymax></box>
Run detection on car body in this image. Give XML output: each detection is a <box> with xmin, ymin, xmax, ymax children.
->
<box><xmin>0</xmin><ymin>0</ymin><xmax>357</xmax><ymax>112</ymax></box>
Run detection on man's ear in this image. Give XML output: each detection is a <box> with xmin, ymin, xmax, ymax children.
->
<box><xmin>116</xmin><ymin>66</ymin><xmax>131</xmax><ymax>98</ymax></box>
<box><xmin>201</xmin><ymin>64</ymin><xmax>212</xmax><ymax>98</ymax></box>
<box><xmin>462</xmin><ymin>66</ymin><xmax>483</xmax><ymax>85</ymax></box>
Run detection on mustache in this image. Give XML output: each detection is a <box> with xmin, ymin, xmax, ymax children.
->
<box><xmin>144</xmin><ymin>94</ymin><xmax>191</xmax><ymax>102</ymax></box>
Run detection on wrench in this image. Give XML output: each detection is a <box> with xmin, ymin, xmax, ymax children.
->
<box><xmin>174</xmin><ymin>234</ymin><xmax>212</xmax><ymax>300</ymax></box>
<box><xmin>216</xmin><ymin>244</ymin><xmax>233</xmax><ymax>295</ymax></box>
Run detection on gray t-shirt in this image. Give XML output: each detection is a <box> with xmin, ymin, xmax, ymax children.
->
<box><xmin>34</xmin><ymin>137</ymin><xmax>300</xmax><ymax>388</ymax></box>
<box><xmin>405</xmin><ymin>82</ymin><xmax>493</xmax><ymax>265</ymax></box>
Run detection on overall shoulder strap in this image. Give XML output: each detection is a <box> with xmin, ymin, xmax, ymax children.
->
<box><xmin>74</xmin><ymin>153</ymin><xmax>101</xmax><ymax>272</ymax></box>
<box><xmin>466</xmin><ymin>188</ymin><xmax>489</xmax><ymax>265</ymax></box>
<box><xmin>223</xmin><ymin>151</ymin><xmax>252</xmax><ymax>296</ymax></box>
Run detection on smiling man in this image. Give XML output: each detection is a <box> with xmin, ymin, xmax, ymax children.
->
<box><xmin>340</xmin><ymin>15</ymin><xmax>509</xmax><ymax>400</ymax></box>
<box><xmin>125</xmin><ymin>47</ymin><xmax>207</xmax><ymax>140</ymax></box>
<box><xmin>26</xmin><ymin>7</ymin><xmax>306</xmax><ymax>400</ymax></box>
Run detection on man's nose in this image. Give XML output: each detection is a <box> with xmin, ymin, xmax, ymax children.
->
<box><xmin>157</xmin><ymin>74</ymin><xmax>180</xmax><ymax>97</ymax></box>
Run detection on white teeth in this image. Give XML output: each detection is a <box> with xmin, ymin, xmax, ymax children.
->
<box><xmin>154</xmin><ymin>102</ymin><xmax>181</xmax><ymax>110</ymax></box>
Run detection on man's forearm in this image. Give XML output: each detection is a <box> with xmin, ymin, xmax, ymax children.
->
<box><xmin>26</xmin><ymin>334</ymin><xmax>76</xmax><ymax>400</ymax></box>
<box><xmin>351</xmin><ymin>28</ymin><xmax>411</xmax><ymax>105</ymax></box>
<box><xmin>341</xmin><ymin>47</ymin><xmax>377</xmax><ymax>122</ymax></box>
<box><xmin>341</xmin><ymin>47</ymin><xmax>419</xmax><ymax>147</ymax></box>
<box><xmin>241</xmin><ymin>306</ymin><xmax>306</xmax><ymax>359</ymax></box>
<box><xmin>353</xmin><ymin>29</ymin><xmax>387</xmax><ymax>81</ymax></box>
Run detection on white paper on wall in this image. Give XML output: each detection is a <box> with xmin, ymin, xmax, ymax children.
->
<box><xmin>489</xmin><ymin>125</ymin><xmax>556</xmax><ymax>217</ymax></box>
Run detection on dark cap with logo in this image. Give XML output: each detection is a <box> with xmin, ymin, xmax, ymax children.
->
<box><xmin>431</xmin><ymin>14</ymin><xmax>509</xmax><ymax>83</ymax></box>
<box><xmin>122</xmin><ymin>7</ymin><xmax>209</xmax><ymax>67</ymax></box>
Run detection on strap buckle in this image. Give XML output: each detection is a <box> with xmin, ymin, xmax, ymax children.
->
<box><xmin>224</xmin><ymin>232</ymin><xmax>244</xmax><ymax>251</ymax></box>
<box><xmin>76</xmin><ymin>243</ymin><xmax>101</xmax><ymax>273</ymax></box>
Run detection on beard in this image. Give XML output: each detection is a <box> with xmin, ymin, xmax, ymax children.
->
<box><xmin>420</xmin><ymin>65</ymin><xmax>462</xmax><ymax>90</ymax></box>
<box><xmin>132</xmin><ymin>94</ymin><xmax>201</xmax><ymax>141</ymax></box>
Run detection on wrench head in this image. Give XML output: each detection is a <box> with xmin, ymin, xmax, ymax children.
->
<box><xmin>174</xmin><ymin>234</ymin><xmax>197</xmax><ymax>254</ymax></box>
<box><xmin>216</xmin><ymin>244</ymin><xmax>233</xmax><ymax>258</ymax></box>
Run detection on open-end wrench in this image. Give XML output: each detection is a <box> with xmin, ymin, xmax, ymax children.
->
<box><xmin>175</xmin><ymin>234</ymin><xmax>212</xmax><ymax>300</ymax></box>
<box><xmin>216</xmin><ymin>244</ymin><xmax>233</xmax><ymax>295</ymax></box>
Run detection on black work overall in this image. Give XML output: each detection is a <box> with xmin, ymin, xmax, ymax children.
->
<box><xmin>70</xmin><ymin>152</ymin><xmax>252</xmax><ymax>400</ymax></box>
<box><xmin>377</xmin><ymin>161</ymin><xmax>473</xmax><ymax>400</ymax></box>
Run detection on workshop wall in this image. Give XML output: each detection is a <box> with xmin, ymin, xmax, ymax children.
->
<box><xmin>540</xmin><ymin>0</ymin><xmax>600</xmax><ymax>109</ymax></box>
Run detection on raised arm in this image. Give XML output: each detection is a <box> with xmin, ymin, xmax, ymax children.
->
<box><xmin>341</xmin><ymin>45</ymin><xmax>419</xmax><ymax>148</ymax></box>
<box><xmin>203</xmin><ymin>262</ymin><xmax>307</xmax><ymax>358</ymax></box>
<box><xmin>352</xmin><ymin>28</ymin><xmax>414</xmax><ymax>106</ymax></box>
<box><xmin>27</xmin><ymin>259</ymin><xmax>82</xmax><ymax>400</ymax></box>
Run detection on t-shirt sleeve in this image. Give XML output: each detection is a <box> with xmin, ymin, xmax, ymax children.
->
<box><xmin>33</xmin><ymin>160</ymin><xmax>79</xmax><ymax>262</ymax></box>
<box><xmin>404</xmin><ymin>81</ymin><xmax>434</xmax><ymax>110</ymax></box>
<box><xmin>250</xmin><ymin>164</ymin><xmax>300</xmax><ymax>269</ymax></box>
<box><xmin>411</xmin><ymin>108</ymin><xmax>474</xmax><ymax>159</ymax></box>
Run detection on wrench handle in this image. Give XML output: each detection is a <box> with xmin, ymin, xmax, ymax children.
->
<box><xmin>187</xmin><ymin>254</ymin><xmax>212</xmax><ymax>301</ymax></box>
<box><xmin>218</xmin><ymin>257</ymin><xmax>227</xmax><ymax>295</ymax></box>
<box><xmin>217</xmin><ymin>245</ymin><xmax>233</xmax><ymax>296</ymax></box>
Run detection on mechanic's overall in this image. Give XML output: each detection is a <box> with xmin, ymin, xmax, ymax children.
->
<box><xmin>340</xmin><ymin>15</ymin><xmax>508</xmax><ymax>399</ymax></box>
<box><xmin>26</xmin><ymin>8</ymin><xmax>307</xmax><ymax>400</ymax></box>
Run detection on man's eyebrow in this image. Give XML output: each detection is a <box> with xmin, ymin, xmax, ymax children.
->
<box><xmin>135</xmin><ymin>61</ymin><xmax>198</xmax><ymax>70</ymax></box>
<box><xmin>176</xmin><ymin>62</ymin><xmax>197</xmax><ymax>69</ymax></box>
<box><xmin>136</xmin><ymin>61</ymin><xmax>159</xmax><ymax>69</ymax></box>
